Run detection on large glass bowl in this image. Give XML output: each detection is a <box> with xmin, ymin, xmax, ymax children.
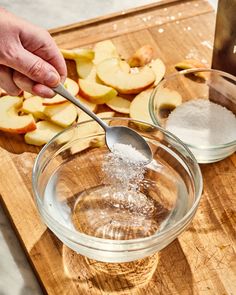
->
<box><xmin>149</xmin><ymin>69</ymin><xmax>236</xmax><ymax>163</ymax></box>
<box><xmin>32</xmin><ymin>117</ymin><xmax>202</xmax><ymax>263</ymax></box>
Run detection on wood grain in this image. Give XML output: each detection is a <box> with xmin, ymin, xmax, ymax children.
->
<box><xmin>0</xmin><ymin>0</ymin><xmax>235</xmax><ymax>294</ymax></box>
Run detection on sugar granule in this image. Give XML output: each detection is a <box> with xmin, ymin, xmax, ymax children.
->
<box><xmin>102</xmin><ymin>143</ymin><xmax>147</xmax><ymax>192</ymax></box>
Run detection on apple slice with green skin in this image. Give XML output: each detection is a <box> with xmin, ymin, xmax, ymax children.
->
<box><xmin>22</xmin><ymin>96</ymin><xmax>46</xmax><ymax>120</ymax></box>
<box><xmin>60</xmin><ymin>48</ymin><xmax>94</xmax><ymax>60</ymax></box>
<box><xmin>75</xmin><ymin>58</ymin><xmax>94</xmax><ymax>79</ymax></box>
<box><xmin>155</xmin><ymin>86</ymin><xmax>182</xmax><ymax>111</ymax></box>
<box><xmin>0</xmin><ymin>96</ymin><xmax>36</xmax><ymax>134</ymax></box>
<box><xmin>149</xmin><ymin>58</ymin><xmax>166</xmax><ymax>86</ymax></box>
<box><xmin>96</xmin><ymin>58</ymin><xmax>155</xmax><ymax>94</ymax></box>
<box><xmin>42</xmin><ymin>78</ymin><xmax>79</xmax><ymax>106</ymax></box>
<box><xmin>24</xmin><ymin>121</ymin><xmax>63</xmax><ymax>146</ymax></box>
<box><xmin>106</xmin><ymin>96</ymin><xmax>131</xmax><ymax>114</ymax></box>
<box><xmin>78</xmin><ymin>79</ymin><xmax>117</xmax><ymax>104</ymax></box>
<box><xmin>129</xmin><ymin>88</ymin><xmax>154</xmax><ymax>130</ymax></box>
<box><xmin>43</xmin><ymin>102</ymin><xmax>77</xmax><ymax>128</ymax></box>
<box><xmin>93</xmin><ymin>40</ymin><xmax>119</xmax><ymax>65</ymax></box>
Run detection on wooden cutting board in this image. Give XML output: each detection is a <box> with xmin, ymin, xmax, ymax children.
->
<box><xmin>0</xmin><ymin>0</ymin><xmax>235</xmax><ymax>294</ymax></box>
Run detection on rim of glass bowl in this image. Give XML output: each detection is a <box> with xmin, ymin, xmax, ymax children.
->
<box><xmin>32</xmin><ymin>117</ymin><xmax>203</xmax><ymax>248</ymax></box>
<box><xmin>149</xmin><ymin>68</ymin><xmax>236</xmax><ymax>150</ymax></box>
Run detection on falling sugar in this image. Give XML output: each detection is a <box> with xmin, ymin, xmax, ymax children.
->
<box><xmin>102</xmin><ymin>143</ymin><xmax>148</xmax><ymax>192</ymax></box>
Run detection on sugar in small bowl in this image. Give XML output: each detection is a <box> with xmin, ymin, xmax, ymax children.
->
<box><xmin>149</xmin><ymin>68</ymin><xmax>236</xmax><ymax>163</ymax></box>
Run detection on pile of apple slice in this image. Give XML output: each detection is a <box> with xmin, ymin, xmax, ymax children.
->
<box><xmin>0</xmin><ymin>40</ymin><xmax>168</xmax><ymax>147</ymax></box>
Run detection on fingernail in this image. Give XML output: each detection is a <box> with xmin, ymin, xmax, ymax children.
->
<box><xmin>45</xmin><ymin>71</ymin><xmax>60</xmax><ymax>86</ymax></box>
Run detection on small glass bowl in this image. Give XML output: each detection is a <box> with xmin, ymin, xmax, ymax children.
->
<box><xmin>32</xmin><ymin>117</ymin><xmax>202</xmax><ymax>263</ymax></box>
<box><xmin>149</xmin><ymin>68</ymin><xmax>236</xmax><ymax>163</ymax></box>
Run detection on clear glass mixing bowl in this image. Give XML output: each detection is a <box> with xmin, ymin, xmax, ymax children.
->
<box><xmin>149</xmin><ymin>68</ymin><xmax>236</xmax><ymax>163</ymax></box>
<box><xmin>32</xmin><ymin>117</ymin><xmax>202</xmax><ymax>263</ymax></box>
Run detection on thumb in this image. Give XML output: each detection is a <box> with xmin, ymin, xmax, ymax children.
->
<box><xmin>5</xmin><ymin>47</ymin><xmax>60</xmax><ymax>87</ymax></box>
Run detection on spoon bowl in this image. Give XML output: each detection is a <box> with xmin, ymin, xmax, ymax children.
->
<box><xmin>53</xmin><ymin>83</ymin><xmax>153</xmax><ymax>163</ymax></box>
<box><xmin>105</xmin><ymin>125</ymin><xmax>152</xmax><ymax>162</ymax></box>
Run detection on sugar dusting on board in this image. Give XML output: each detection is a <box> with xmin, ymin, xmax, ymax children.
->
<box><xmin>166</xmin><ymin>99</ymin><xmax>236</xmax><ymax>146</ymax></box>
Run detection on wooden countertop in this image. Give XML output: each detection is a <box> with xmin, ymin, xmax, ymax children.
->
<box><xmin>0</xmin><ymin>0</ymin><xmax>235</xmax><ymax>294</ymax></box>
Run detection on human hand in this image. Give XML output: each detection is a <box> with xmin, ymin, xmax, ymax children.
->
<box><xmin>0</xmin><ymin>8</ymin><xmax>67</xmax><ymax>97</ymax></box>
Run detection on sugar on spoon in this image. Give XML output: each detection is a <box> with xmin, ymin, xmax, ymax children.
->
<box><xmin>53</xmin><ymin>83</ymin><xmax>152</xmax><ymax>163</ymax></box>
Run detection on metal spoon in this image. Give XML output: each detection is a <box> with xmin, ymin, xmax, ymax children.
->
<box><xmin>53</xmin><ymin>83</ymin><xmax>152</xmax><ymax>163</ymax></box>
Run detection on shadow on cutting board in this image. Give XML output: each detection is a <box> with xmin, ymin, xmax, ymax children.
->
<box><xmin>29</xmin><ymin>227</ymin><xmax>194</xmax><ymax>294</ymax></box>
<box><xmin>62</xmin><ymin>239</ymin><xmax>194</xmax><ymax>294</ymax></box>
<box><xmin>0</xmin><ymin>131</ymin><xmax>40</xmax><ymax>155</ymax></box>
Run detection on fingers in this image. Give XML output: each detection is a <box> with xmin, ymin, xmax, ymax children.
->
<box><xmin>21</xmin><ymin>30</ymin><xmax>67</xmax><ymax>84</ymax></box>
<box><xmin>3</xmin><ymin>45</ymin><xmax>61</xmax><ymax>88</ymax></box>
<box><xmin>0</xmin><ymin>13</ymin><xmax>66</xmax><ymax>88</ymax></box>
<box><xmin>34</xmin><ymin>34</ymin><xmax>67</xmax><ymax>83</ymax></box>
<box><xmin>0</xmin><ymin>65</ymin><xmax>20</xmax><ymax>95</ymax></box>
<box><xmin>13</xmin><ymin>71</ymin><xmax>55</xmax><ymax>97</ymax></box>
<box><xmin>32</xmin><ymin>83</ymin><xmax>55</xmax><ymax>98</ymax></box>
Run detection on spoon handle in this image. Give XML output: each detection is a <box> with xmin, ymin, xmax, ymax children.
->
<box><xmin>53</xmin><ymin>83</ymin><xmax>109</xmax><ymax>131</ymax></box>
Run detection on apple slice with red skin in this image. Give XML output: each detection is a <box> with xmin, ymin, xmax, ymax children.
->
<box><xmin>96</xmin><ymin>58</ymin><xmax>155</xmax><ymax>94</ymax></box>
<box><xmin>0</xmin><ymin>96</ymin><xmax>36</xmax><ymax>134</ymax></box>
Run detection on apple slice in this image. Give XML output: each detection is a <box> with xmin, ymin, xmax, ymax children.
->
<box><xmin>70</xmin><ymin>135</ymin><xmax>106</xmax><ymax>155</ymax></box>
<box><xmin>42</xmin><ymin>94</ymin><xmax>67</xmax><ymax>106</ymax></box>
<box><xmin>106</xmin><ymin>96</ymin><xmax>130</xmax><ymax>114</ymax></box>
<box><xmin>93</xmin><ymin>40</ymin><xmax>119</xmax><ymax>65</ymax></box>
<box><xmin>96</xmin><ymin>58</ymin><xmax>155</xmax><ymax>94</ymax></box>
<box><xmin>23</xmin><ymin>91</ymin><xmax>34</xmax><ymax>99</ymax></box>
<box><xmin>25</xmin><ymin>121</ymin><xmax>63</xmax><ymax>146</ymax></box>
<box><xmin>76</xmin><ymin>95</ymin><xmax>97</xmax><ymax>117</ymax></box>
<box><xmin>75</xmin><ymin>58</ymin><xmax>94</xmax><ymax>79</ymax></box>
<box><xmin>119</xmin><ymin>60</ymin><xmax>130</xmax><ymax>73</ymax></box>
<box><xmin>78</xmin><ymin>79</ymin><xmax>117</xmax><ymax>104</ymax></box>
<box><xmin>129</xmin><ymin>89</ymin><xmax>154</xmax><ymax>130</ymax></box>
<box><xmin>22</xmin><ymin>96</ymin><xmax>46</xmax><ymax>120</ymax></box>
<box><xmin>129</xmin><ymin>45</ymin><xmax>154</xmax><ymax>67</ymax></box>
<box><xmin>42</xmin><ymin>78</ymin><xmax>79</xmax><ymax>106</ymax></box>
<box><xmin>71</xmin><ymin>112</ymin><xmax>114</xmax><ymax>154</ymax></box>
<box><xmin>150</xmin><ymin>58</ymin><xmax>166</xmax><ymax>86</ymax></box>
<box><xmin>155</xmin><ymin>86</ymin><xmax>182</xmax><ymax>111</ymax></box>
<box><xmin>77</xmin><ymin>111</ymin><xmax>115</xmax><ymax>134</ymax></box>
<box><xmin>0</xmin><ymin>96</ymin><xmax>36</xmax><ymax>134</ymax></box>
<box><xmin>84</xmin><ymin>66</ymin><xmax>103</xmax><ymax>83</ymax></box>
<box><xmin>60</xmin><ymin>48</ymin><xmax>94</xmax><ymax>60</ymax></box>
<box><xmin>43</xmin><ymin>102</ymin><xmax>77</xmax><ymax>128</ymax></box>
<box><xmin>175</xmin><ymin>59</ymin><xmax>209</xmax><ymax>80</ymax></box>
<box><xmin>84</xmin><ymin>60</ymin><xmax>129</xmax><ymax>83</ymax></box>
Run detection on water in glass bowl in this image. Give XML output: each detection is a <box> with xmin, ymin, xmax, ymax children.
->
<box><xmin>42</xmin><ymin>146</ymin><xmax>190</xmax><ymax>240</ymax></box>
